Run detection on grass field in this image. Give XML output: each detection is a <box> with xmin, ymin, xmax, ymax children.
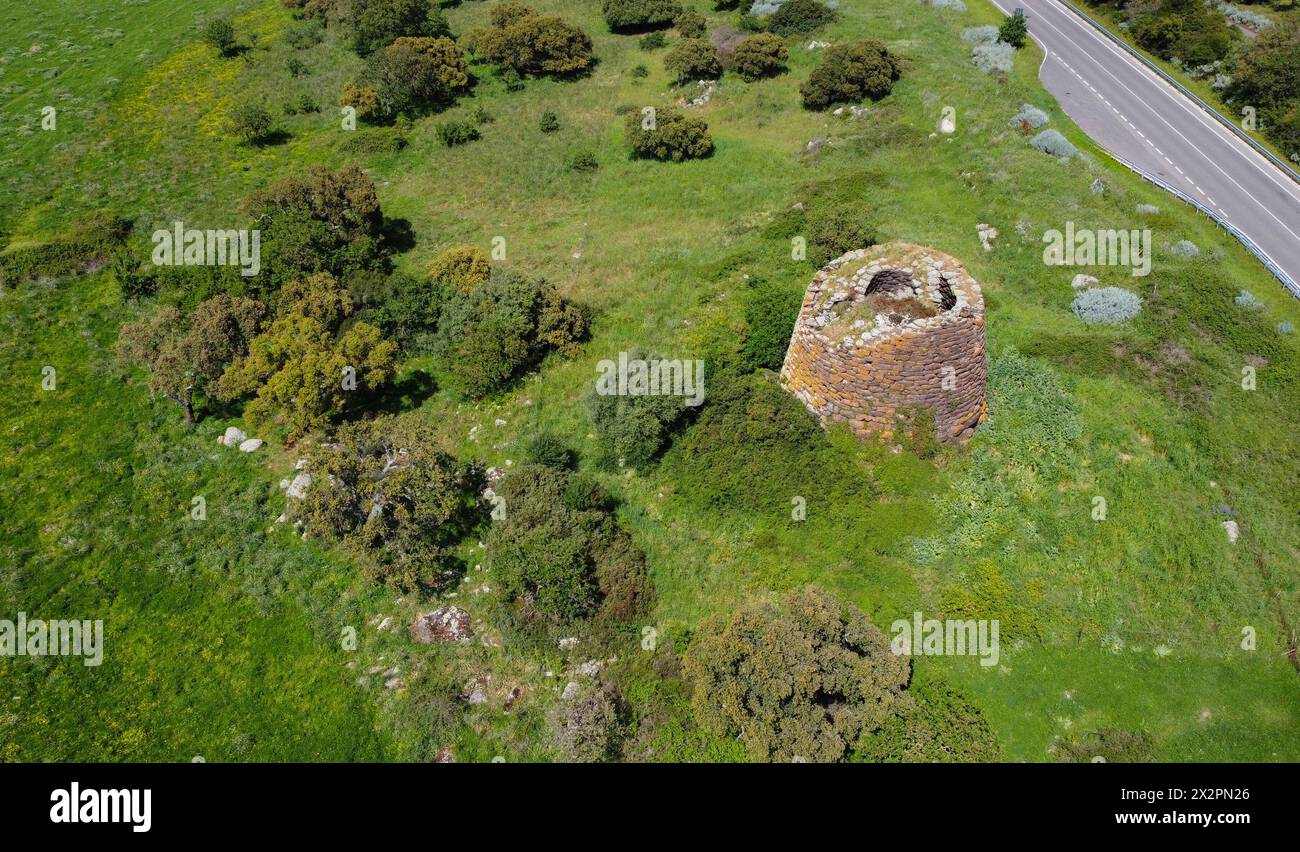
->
<box><xmin>3</xmin><ymin>0</ymin><xmax>1298</xmax><ymax>761</ymax></box>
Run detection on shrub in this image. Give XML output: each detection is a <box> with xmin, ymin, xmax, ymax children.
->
<box><xmin>1170</xmin><ymin>239</ymin><xmax>1200</xmax><ymax>257</ymax></box>
<box><xmin>1235</xmin><ymin>289</ymin><xmax>1266</xmax><ymax>310</ymax></box>
<box><xmin>356</xmin><ymin>271</ymin><xmax>445</xmax><ymax>351</ymax></box>
<box><xmin>853</xmin><ymin>679</ymin><xmax>1002</xmax><ymax>762</ymax></box>
<box><xmin>807</xmin><ymin>203</ymin><xmax>877</xmax><ymax>266</ymax></box>
<box><xmin>283</xmin><ymin>93</ymin><xmax>319</xmax><ymax>115</ymax></box>
<box><xmin>1030</xmin><ymin>128</ymin><xmax>1077</xmax><ymax>157</ymax></box>
<box><xmin>522</xmin><ymin>432</ymin><xmax>578</xmax><ymax>469</ymax></box>
<box><xmin>1009</xmin><ymin>103</ymin><xmax>1049</xmax><ymax>129</ymax></box>
<box><xmin>768</xmin><ymin>0</ymin><xmax>836</xmax><ymax>36</ymax></box>
<box><xmin>675</xmin><ymin>10</ymin><xmax>708</xmax><ymax>38</ymax></box>
<box><xmin>228</xmin><ymin>103</ymin><xmax>275</xmax><ymax>145</ymax></box>
<box><xmin>539</xmin><ymin>110</ymin><xmax>561</xmax><ymax>133</ymax></box>
<box><xmin>741</xmin><ymin>276</ymin><xmax>800</xmax><ymax>371</ymax></box>
<box><xmin>243</xmin><ymin>164</ymin><xmax>389</xmax><ymax>294</ymax></box>
<box><xmin>1133</xmin><ymin>0</ymin><xmax>1237</xmax><ymax>67</ymax></box>
<box><xmin>549</xmin><ymin>683</ymin><xmax>625</xmax><ymax>762</ymax></box>
<box><xmin>286</xmin><ymin>21</ymin><xmax>325</xmax><ymax>49</ymax></box>
<box><xmin>295</xmin><ymin>417</ymin><xmax>484</xmax><ymax>595</ymax></box>
<box><xmin>286</xmin><ymin>57</ymin><xmax>309</xmax><ymax>78</ymax></box>
<box><xmin>1071</xmin><ymin>286</ymin><xmax>1142</xmax><ymax>324</ymax></box>
<box><xmin>632</xmin><ymin>63</ymin><xmax>650</xmax><ymax>77</ymax></box>
<box><xmin>623</xmin><ymin>105</ymin><xmax>714</xmax><ymax>160</ymax></box>
<box><xmin>1137</xmin><ymin>203</ymin><xmax>1161</xmax><ymax>214</ymax></box>
<box><xmin>340</xmin><ymin>82</ymin><xmax>382</xmax><ymax>122</ymax></box>
<box><xmin>347</xmin><ymin>0</ymin><xmax>441</xmax><ymax>56</ymax></box>
<box><xmin>972</xmin><ymin>41</ymin><xmax>1014</xmax><ymax>75</ymax></box>
<box><xmin>429</xmin><ymin>245</ymin><xmax>490</xmax><ymax>293</ymax></box>
<box><xmin>338</xmin><ymin>126</ymin><xmax>409</xmax><ymax>154</ymax></box>
<box><xmin>1056</xmin><ymin>728</ymin><xmax>1154</xmax><ymax>763</ymax></box>
<box><xmin>487</xmin><ymin>464</ymin><xmax>654</xmax><ymax>627</ymax></box>
<box><xmin>928</xmin><ymin>0</ymin><xmax>966</xmax><ymax>9</ymax></box>
<box><xmin>582</xmin><ymin>352</ymin><xmax>695</xmax><ymax>468</ymax></box>
<box><xmin>639</xmin><ymin>31</ymin><xmax>668</xmax><ymax>50</ymax></box>
<box><xmin>1279</xmin><ymin>321</ymin><xmax>1295</xmax><ymax>334</ymax></box>
<box><xmin>476</xmin><ymin>5</ymin><xmax>596</xmax><ymax>77</ymax></box>
<box><xmin>365</xmin><ymin>36</ymin><xmax>471</xmax><ymax>118</ymax></box>
<box><xmin>436</xmin><ymin>119</ymin><xmax>480</xmax><ymax>145</ymax></box>
<box><xmin>434</xmin><ymin>267</ymin><xmax>588</xmax><ymax>397</ymax></box>
<box><xmin>203</xmin><ymin>19</ymin><xmax>237</xmax><ymax>57</ymax></box>
<box><xmin>602</xmin><ymin>0</ymin><xmax>683</xmax><ymax>32</ymax></box>
<box><xmin>800</xmin><ymin>39</ymin><xmax>902</xmax><ymax>110</ymax></box>
<box><xmin>684</xmin><ymin>586</ymin><xmax>910</xmax><ymax>763</ymax></box>
<box><xmin>961</xmin><ymin>25</ymin><xmax>999</xmax><ymax>45</ymax></box>
<box><xmin>664</xmin><ymin>38</ymin><xmax>722</xmax><ymax>83</ymax></box>
<box><xmin>566</xmin><ymin>148</ymin><xmax>600</xmax><ymax>171</ymax></box>
<box><xmin>999</xmin><ymin>10</ymin><xmax>1029</xmax><ymax>49</ymax></box>
<box><xmin>731</xmin><ymin>32</ymin><xmax>788</xmax><ymax>81</ymax></box>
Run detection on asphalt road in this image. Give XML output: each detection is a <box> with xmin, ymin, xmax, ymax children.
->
<box><xmin>991</xmin><ymin>0</ymin><xmax>1300</xmax><ymax>292</ymax></box>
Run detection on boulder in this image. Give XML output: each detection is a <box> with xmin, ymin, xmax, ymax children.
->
<box><xmin>221</xmin><ymin>426</ymin><xmax>246</xmax><ymax>447</ymax></box>
<box><xmin>1071</xmin><ymin>273</ymin><xmax>1099</xmax><ymax>289</ymax></box>
<box><xmin>411</xmin><ymin>607</ymin><xmax>474</xmax><ymax>644</ymax></box>
<box><xmin>285</xmin><ymin>471</ymin><xmax>312</xmax><ymax>499</ymax></box>
<box><xmin>238</xmin><ymin>438</ymin><xmax>263</xmax><ymax>452</ymax></box>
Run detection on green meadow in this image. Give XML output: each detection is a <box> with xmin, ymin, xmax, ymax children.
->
<box><xmin>2</xmin><ymin>0</ymin><xmax>1298</xmax><ymax>761</ymax></box>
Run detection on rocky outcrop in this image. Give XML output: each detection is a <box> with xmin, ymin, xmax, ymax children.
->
<box><xmin>779</xmin><ymin>243</ymin><xmax>988</xmax><ymax>443</ymax></box>
<box><xmin>411</xmin><ymin>607</ymin><xmax>474</xmax><ymax>644</ymax></box>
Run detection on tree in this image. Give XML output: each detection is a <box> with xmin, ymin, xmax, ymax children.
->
<box><xmin>295</xmin><ymin>417</ymin><xmax>485</xmax><ymax>594</ymax></box>
<box><xmin>243</xmin><ymin>164</ymin><xmax>389</xmax><ymax>293</ymax></box>
<box><xmin>730</xmin><ymin>32</ymin><xmax>788</xmax><ymax>81</ymax></box>
<box><xmin>347</xmin><ymin>0</ymin><xmax>441</xmax><ymax>56</ymax></box>
<box><xmin>216</xmin><ymin>274</ymin><xmax>397</xmax><ymax>439</ymax></box>
<box><xmin>365</xmin><ymin>36</ymin><xmax>470</xmax><ymax>118</ymax></box>
<box><xmin>227</xmin><ymin>102</ymin><xmax>274</xmax><ymax>145</ymax></box>
<box><xmin>116</xmin><ymin>295</ymin><xmax>265</xmax><ymax>426</ymax></box>
<box><xmin>340</xmin><ymin>82</ymin><xmax>382</xmax><ymax>122</ymax></box>
<box><xmin>434</xmin><ymin>267</ymin><xmax>588</xmax><ymax>398</ymax></box>
<box><xmin>674</xmin><ymin>9</ymin><xmax>708</xmax><ymax>39</ymax></box>
<box><xmin>602</xmin><ymin>0</ymin><xmax>683</xmax><ymax>32</ymax></box>
<box><xmin>549</xmin><ymin>683</ymin><xmax>625</xmax><ymax>762</ymax></box>
<box><xmin>623</xmin><ymin>105</ymin><xmax>714</xmax><ymax>160</ymax></box>
<box><xmin>683</xmin><ymin>586</ymin><xmax>910</xmax><ymax>762</ymax></box>
<box><xmin>429</xmin><ymin>245</ymin><xmax>491</xmax><ymax>293</ymax></box>
<box><xmin>664</xmin><ymin>38</ymin><xmax>722</xmax><ymax>83</ymax></box>
<box><xmin>475</xmin><ymin>4</ymin><xmax>596</xmax><ymax>77</ymax></box>
<box><xmin>768</xmin><ymin>0</ymin><xmax>836</xmax><ymax>36</ymax></box>
<box><xmin>740</xmin><ymin>275</ymin><xmax>799</xmax><ymax>370</ymax></box>
<box><xmin>487</xmin><ymin>464</ymin><xmax>653</xmax><ymax>628</ymax></box>
<box><xmin>202</xmin><ymin>19</ymin><xmax>237</xmax><ymax>57</ymax></box>
<box><xmin>800</xmin><ymin>38</ymin><xmax>902</xmax><ymax>110</ymax></box>
<box><xmin>999</xmin><ymin>10</ymin><xmax>1028</xmax><ymax>49</ymax></box>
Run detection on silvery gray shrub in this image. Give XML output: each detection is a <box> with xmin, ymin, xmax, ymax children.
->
<box><xmin>1170</xmin><ymin>239</ymin><xmax>1199</xmax><ymax>258</ymax></box>
<box><xmin>1279</xmin><ymin>321</ymin><xmax>1294</xmax><ymax>334</ymax></box>
<box><xmin>972</xmin><ymin>42</ymin><xmax>1013</xmax><ymax>75</ymax></box>
<box><xmin>1072</xmin><ymin>287</ymin><xmax>1142</xmax><ymax>324</ymax></box>
<box><xmin>1010</xmin><ymin>104</ymin><xmax>1049</xmax><ymax>129</ymax></box>
<box><xmin>1235</xmin><ymin>289</ymin><xmax>1265</xmax><ymax>310</ymax></box>
<box><xmin>1136</xmin><ymin>203</ymin><xmax>1160</xmax><ymax>215</ymax></box>
<box><xmin>929</xmin><ymin>0</ymin><xmax>967</xmax><ymax>10</ymax></box>
<box><xmin>1030</xmin><ymin>128</ymin><xmax>1077</xmax><ymax>158</ymax></box>
<box><xmin>962</xmin><ymin>25</ymin><xmax>999</xmax><ymax>45</ymax></box>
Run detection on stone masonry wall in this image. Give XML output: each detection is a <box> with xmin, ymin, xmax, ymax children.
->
<box><xmin>780</xmin><ymin>243</ymin><xmax>987</xmax><ymax>442</ymax></box>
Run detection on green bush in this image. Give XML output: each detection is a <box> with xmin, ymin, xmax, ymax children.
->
<box><xmin>487</xmin><ymin>464</ymin><xmax>654</xmax><ymax>628</ymax></box>
<box><xmin>998</xmin><ymin>10</ymin><xmax>1028</xmax><ymax>49</ymax></box>
<box><xmin>434</xmin><ymin>267</ymin><xmax>588</xmax><ymax>397</ymax></box>
<box><xmin>740</xmin><ymin>276</ymin><xmax>799</xmax><ymax>371</ymax></box>
<box><xmin>436</xmin><ymin>119</ymin><xmax>480</xmax><ymax>146</ymax></box>
<box><xmin>202</xmin><ymin>19</ymin><xmax>237</xmax><ymax>57</ymax></box>
<box><xmin>347</xmin><ymin>0</ymin><xmax>442</xmax><ymax>56</ymax></box>
<box><xmin>767</xmin><ymin>0</ymin><xmax>836</xmax><ymax>36</ymax></box>
<box><xmin>603</xmin><ymin>0</ymin><xmax>683</xmax><ymax>32</ymax></box>
<box><xmin>566</xmin><ymin>148</ymin><xmax>600</xmax><ymax>171</ymax></box>
<box><xmin>639</xmin><ymin>31</ymin><xmax>668</xmax><ymax>49</ymax></box>
<box><xmin>582</xmin><ymin>352</ymin><xmax>695</xmax><ymax>468</ymax></box>
<box><xmin>665</xmin><ymin>37</ymin><xmax>722</xmax><ymax>82</ymax></box>
<box><xmin>800</xmin><ymin>39</ymin><xmax>902</xmax><ymax>110</ymax></box>
<box><xmin>228</xmin><ymin>102</ymin><xmax>275</xmax><ymax>145</ymax></box>
<box><xmin>684</xmin><ymin>586</ymin><xmax>911</xmax><ymax>762</ymax></box>
<box><xmin>731</xmin><ymin>32</ymin><xmax>789</xmax><ymax>81</ymax></box>
<box><xmin>522</xmin><ymin>432</ymin><xmax>578</xmax><ymax>469</ymax></box>
<box><xmin>365</xmin><ymin>36</ymin><xmax>471</xmax><ymax>118</ymax></box>
<box><xmin>539</xmin><ymin>110</ymin><xmax>561</xmax><ymax>133</ymax></box>
<box><xmin>1131</xmin><ymin>0</ymin><xmax>1237</xmax><ymax>66</ymax></box>
<box><xmin>1</xmin><ymin>213</ymin><xmax>132</xmax><ymax>284</ymax></box>
<box><xmin>476</xmin><ymin>3</ymin><xmax>596</xmax><ymax>76</ymax></box>
<box><xmin>429</xmin><ymin>245</ymin><xmax>490</xmax><ymax>293</ymax></box>
<box><xmin>852</xmin><ymin>679</ymin><xmax>1002</xmax><ymax>762</ymax></box>
<box><xmin>623</xmin><ymin>105</ymin><xmax>714</xmax><ymax>160</ymax></box>
<box><xmin>807</xmin><ymin>202</ymin><xmax>877</xmax><ymax>267</ymax></box>
<box><xmin>674</xmin><ymin>9</ymin><xmax>708</xmax><ymax>38</ymax></box>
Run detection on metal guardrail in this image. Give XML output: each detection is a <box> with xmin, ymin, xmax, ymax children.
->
<box><xmin>1056</xmin><ymin>0</ymin><xmax>1300</xmax><ymax>188</ymax></box>
<box><xmin>1108</xmin><ymin>152</ymin><xmax>1300</xmax><ymax>297</ymax></box>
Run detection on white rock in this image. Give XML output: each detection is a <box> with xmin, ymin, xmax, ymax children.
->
<box><xmin>1071</xmin><ymin>274</ymin><xmax>1099</xmax><ymax>289</ymax></box>
<box><xmin>222</xmin><ymin>426</ymin><xmax>246</xmax><ymax>447</ymax></box>
<box><xmin>558</xmin><ymin>637</ymin><xmax>578</xmax><ymax>649</ymax></box>
<box><xmin>238</xmin><ymin>438</ymin><xmax>263</xmax><ymax>452</ymax></box>
<box><xmin>561</xmin><ymin>681</ymin><xmax>580</xmax><ymax>700</ymax></box>
<box><xmin>1222</xmin><ymin>519</ymin><xmax>1240</xmax><ymax>543</ymax></box>
<box><xmin>286</xmin><ymin>471</ymin><xmax>312</xmax><ymax>500</ymax></box>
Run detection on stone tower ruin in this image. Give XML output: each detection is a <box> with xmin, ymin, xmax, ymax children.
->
<box><xmin>780</xmin><ymin>242</ymin><xmax>987</xmax><ymax>443</ymax></box>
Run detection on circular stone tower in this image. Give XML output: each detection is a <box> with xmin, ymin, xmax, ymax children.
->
<box><xmin>780</xmin><ymin>242</ymin><xmax>987</xmax><ymax>442</ymax></box>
